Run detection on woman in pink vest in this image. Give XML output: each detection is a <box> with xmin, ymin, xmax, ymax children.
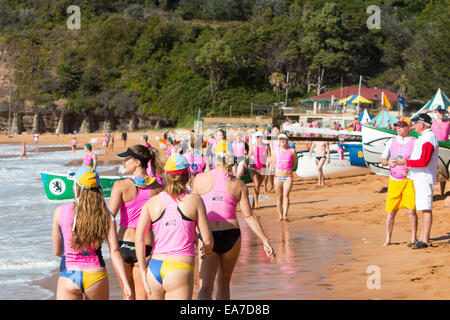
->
<box><xmin>248</xmin><ymin>131</ymin><xmax>271</xmax><ymax>209</ymax></box>
<box><xmin>52</xmin><ymin>166</ymin><xmax>132</xmax><ymax>299</ymax></box>
<box><xmin>135</xmin><ymin>153</ymin><xmax>213</xmax><ymax>300</ymax></box>
<box><xmin>193</xmin><ymin>141</ymin><xmax>276</xmax><ymax>300</ymax></box>
<box><xmin>108</xmin><ymin>145</ymin><xmax>164</xmax><ymax>299</ymax></box>
<box><xmin>380</xmin><ymin>118</ymin><xmax>417</xmax><ymax>247</ymax></box>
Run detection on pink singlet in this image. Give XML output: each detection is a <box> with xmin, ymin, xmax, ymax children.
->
<box><xmin>432</xmin><ymin>120</ymin><xmax>450</xmax><ymax>142</ymax></box>
<box><xmin>232</xmin><ymin>140</ymin><xmax>246</xmax><ymax>158</ymax></box>
<box><xmin>83</xmin><ymin>152</ymin><xmax>94</xmax><ymax>167</ymax></box>
<box><xmin>58</xmin><ymin>203</ymin><xmax>105</xmax><ymax>270</ymax></box>
<box><xmin>252</xmin><ymin>144</ymin><xmax>267</xmax><ymax>170</ymax></box>
<box><xmin>151</xmin><ymin>192</ymin><xmax>197</xmax><ymax>257</ymax></box>
<box><xmin>389</xmin><ymin>137</ymin><xmax>416</xmax><ymax>180</ymax></box>
<box><xmin>276</xmin><ymin>148</ymin><xmax>293</xmax><ymax>171</ymax></box>
<box><xmin>119</xmin><ymin>180</ymin><xmax>152</xmax><ymax>229</ymax></box>
<box><xmin>200</xmin><ymin>169</ymin><xmax>239</xmax><ymax>222</ymax></box>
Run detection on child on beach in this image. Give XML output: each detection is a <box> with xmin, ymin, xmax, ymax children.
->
<box><xmin>83</xmin><ymin>144</ymin><xmax>97</xmax><ymax>170</ymax></box>
<box><xmin>51</xmin><ymin>166</ymin><xmax>132</xmax><ymax>300</ymax></box>
<box><xmin>71</xmin><ymin>137</ymin><xmax>77</xmax><ymax>154</ymax></box>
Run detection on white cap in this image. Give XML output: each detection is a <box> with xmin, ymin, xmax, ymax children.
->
<box><xmin>278</xmin><ymin>134</ymin><xmax>288</xmax><ymax>140</ymax></box>
<box><xmin>254</xmin><ymin>131</ymin><xmax>263</xmax><ymax>138</ymax></box>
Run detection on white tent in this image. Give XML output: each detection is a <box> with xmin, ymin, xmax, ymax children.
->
<box><xmin>411</xmin><ymin>88</ymin><xmax>450</xmax><ymax>120</ymax></box>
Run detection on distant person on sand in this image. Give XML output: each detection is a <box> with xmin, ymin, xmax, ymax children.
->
<box><xmin>135</xmin><ymin>153</ymin><xmax>213</xmax><ymax>300</ymax></box>
<box><xmin>395</xmin><ymin>114</ymin><xmax>439</xmax><ymax>249</ymax></box>
<box><xmin>380</xmin><ymin>117</ymin><xmax>417</xmax><ymax>247</ymax></box>
<box><xmin>431</xmin><ymin>106</ymin><xmax>449</xmax><ymax>196</ymax></box>
<box><xmin>102</xmin><ymin>135</ymin><xmax>108</xmax><ymax>154</ymax></box>
<box><xmin>52</xmin><ymin>166</ymin><xmax>132</xmax><ymax>300</ymax></box>
<box><xmin>83</xmin><ymin>143</ymin><xmax>97</xmax><ymax>170</ymax></box>
<box><xmin>274</xmin><ymin>134</ymin><xmax>297</xmax><ymax>221</ymax></box>
<box><xmin>20</xmin><ymin>141</ymin><xmax>27</xmax><ymax>159</ymax></box>
<box><xmin>33</xmin><ymin>134</ymin><xmax>39</xmax><ymax>144</ymax></box>
<box><xmin>194</xmin><ymin>141</ymin><xmax>276</xmax><ymax>300</ymax></box>
<box><xmin>141</xmin><ymin>134</ymin><xmax>152</xmax><ymax>149</ymax></box>
<box><xmin>108</xmin><ymin>145</ymin><xmax>164</xmax><ymax>300</ymax></box>
<box><xmin>309</xmin><ymin>137</ymin><xmax>330</xmax><ymax>187</ymax></box>
<box><xmin>249</xmin><ymin>131</ymin><xmax>270</xmax><ymax>209</ymax></box>
<box><xmin>122</xmin><ymin>132</ymin><xmax>128</xmax><ymax>147</ymax></box>
<box><xmin>71</xmin><ymin>137</ymin><xmax>77</xmax><ymax>155</ymax></box>
<box><xmin>108</xmin><ymin>134</ymin><xmax>114</xmax><ymax>153</ymax></box>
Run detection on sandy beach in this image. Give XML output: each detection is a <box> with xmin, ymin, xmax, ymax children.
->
<box><xmin>3</xmin><ymin>130</ymin><xmax>449</xmax><ymax>300</ymax></box>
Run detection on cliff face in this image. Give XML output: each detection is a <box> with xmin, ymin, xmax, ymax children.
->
<box><xmin>0</xmin><ymin>50</ymin><xmax>175</xmax><ymax>134</ymax></box>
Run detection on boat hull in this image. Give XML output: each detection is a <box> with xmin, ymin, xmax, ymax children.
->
<box><xmin>40</xmin><ymin>172</ymin><xmax>125</xmax><ymax>200</ymax></box>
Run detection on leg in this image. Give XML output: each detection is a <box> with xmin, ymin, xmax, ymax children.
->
<box><xmin>197</xmin><ymin>252</ymin><xmax>221</xmax><ymax>300</ymax></box>
<box><xmin>132</xmin><ymin>262</ymin><xmax>149</xmax><ymax>300</ymax></box>
<box><xmin>440</xmin><ymin>181</ymin><xmax>446</xmax><ymax>196</ymax></box>
<box><xmin>236</xmin><ymin>161</ymin><xmax>245</xmax><ymax>179</ymax></box>
<box><xmin>215</xmin><ymin>237</ymin><xmax>241</xmax><ymax>300</ymax></box>
<box><xmin>407</xmin><ymin>209</ymin><xmax>418</xmax><ymax>244</ymax></box>
<box><xmin>421</xmin><ymin>210</ymin><xmax>433</xmax><ymax>245</ymax></box>
<box><xmin>146</xmin><ymin>267</ymin><xmax>166</xmax><ymax>300</ymax></box>
<box><xmin>274</xmin><ymin>177</ymin><xmax>284</xmax><ymax>221</ymax></box>
<box><xmin>282</xmin><ymin>177</ymin><xmax>293</xmax><ymax>220</ymax></box>
<box><xmin>383</xmin><ymin>211</ymin><xmax>397</xmax><ymax>247</ymax></box>
<box><xmin>316</xmin><ymin>158</ymin><xmax>326</xmax><ymax>186</ymax></box>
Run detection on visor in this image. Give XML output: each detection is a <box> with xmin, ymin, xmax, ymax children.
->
<box><xmin>116</xmin><ymin>148</ymin><xmax>148</xmax><ymax>163</ymax></box>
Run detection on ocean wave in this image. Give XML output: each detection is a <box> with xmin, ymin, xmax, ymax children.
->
<box><xmin>0</xmin><ymin>260</ymin><xmax>59</xmax><ymax>271</ymax></box>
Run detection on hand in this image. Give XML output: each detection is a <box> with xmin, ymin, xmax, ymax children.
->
<box><xmin>388</xmin><ymin>158</ymin><xmax>398</xmax><ymax>167</ymax></box>
<box><xmin>141</xmin><ymin>270</ymin><xmax>151</xmax><ymax>298</ymax></box>
<box><xmin>402</xmin><ymin>168</ymin><xmax>409</xmax><ymax>177</ymax></box>
<box><xmin>327</xmin><ymin>158</ymin><xmax>330</xmax><ymax>164</ymax></box>
<box><xmin>199</xmin><ymin>246</ymin><xmax>211</xmax><ymax>260</ymax></box>
<box><xmin>263</xmin><ymin>241</ymin><xmax>276</xmax><ymax>264</ymax></box>
<box><xmin>123</xmin><ymin>283</ymin><xmax>133</xmax><ymax>300</ymax></box>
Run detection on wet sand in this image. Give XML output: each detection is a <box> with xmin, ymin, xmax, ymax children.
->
<box><xmin>3</xmin><ymin>131</ymin><xmax>449</xmax><ymax>300</ymax></box>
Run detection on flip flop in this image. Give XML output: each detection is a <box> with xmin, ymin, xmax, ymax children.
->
<box><xmin>407</xmin><ymin>241</ymin><xmax>419</xmax><ymax>247</ymax></box>
<box><xmin>413</xmin><ymin>241</ymin><xmax>429</xmax><ymax>249</ymax></box>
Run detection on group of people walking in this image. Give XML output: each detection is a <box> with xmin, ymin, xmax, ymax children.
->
<box><xmin>52</xmin><ymin>128</ymin><xmax>281</xmax><ymax>300</ymax></box>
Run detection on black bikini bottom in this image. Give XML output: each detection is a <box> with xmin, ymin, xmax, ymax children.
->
<box><xmin>119</xmin><ymin>241</ymin><xmax>152</xmax><ymax>264</ymax></box>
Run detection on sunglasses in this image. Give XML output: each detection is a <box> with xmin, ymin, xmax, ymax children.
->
<box><xmin>394</xmin><ymin>124</ymin><xmax>406</xmax><ymax>128</ymax></box>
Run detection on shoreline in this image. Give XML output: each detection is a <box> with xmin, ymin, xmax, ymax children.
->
<box><xmin>5</xmin><ymin>131</ymin><xmax>450</xmax><ymax>300</ymax></box>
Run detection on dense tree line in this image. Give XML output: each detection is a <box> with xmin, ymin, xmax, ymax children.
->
<box><xmin>0</xmin><ymin>0</ymin><xmax>448</xmax><ymax>124</ymax></box>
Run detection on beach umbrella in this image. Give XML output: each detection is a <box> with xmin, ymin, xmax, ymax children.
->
<box><xmin>339</xmin><ymin>95</ymin><xmax>357</xmax><ymax>104</ymax></box>
<box><xmin>411</xmin><ymin>88</ymin><xmax>450</xmax><ymax>119</ymax></box>
<box><xmin>351</xmin><ymin>95</ymin><xmax>372</xmax><ymax>104</ymax></box>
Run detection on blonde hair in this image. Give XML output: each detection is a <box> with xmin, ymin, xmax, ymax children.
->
<box><xmin>71</xmin><ymin>185</ymin><xmax>111</xmax><ymax>250</ymax></box>
<box><xmin>165</xmin><ymin>172</ymin><xmax>189</xmax><ymax>199</ymax></box>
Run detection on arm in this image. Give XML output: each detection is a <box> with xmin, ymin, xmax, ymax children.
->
<box><xmin>195</xmin><ymin>196</ymin><xmax>213</xmax><ymax>257</ymax></box>
<box><xmin>291</xmin><ymin>149</ymin><xmax>297</xmax><ymax>171</ymax></box>
<box><xmin>91</xmin><ymin>153</ymin><xmax>97</xmax><ymax>170</ymax></box>
<box><xmin>404</xmin><ymin>142</ymin><xmax>434</xmax><ymax>167</ymax></box>
<box><xmin>136</xmin><ymin>201</ymin><xmax>152</xmax><ymax>297</ymax></box>
<box><xmin>326</xmin><ymin>142</ymin><xmax>330</xmax><ymax>164</ymax></box>
<box><xmin>238</xmin><ymin>183</ymin><xmax>276</xmax><ymax>263</ymax></box>
<box><xmin>52</xmin><ymin>206</ymin><xmax>63</xmax><ymax>257</ymax></box>
<box><xmin>107</xmin><ymin>182</ymin><xmax>123</xmax><ymax>218</ymax></box>
<box><xmin>309</xmin><ymin>143</ymin><xmax>315</xmax><ymax>158</ymax></box>
<box><xmin>106</xmin><ymin>219</ymin><xmax>132</xmax><ymax>299</ymax></box>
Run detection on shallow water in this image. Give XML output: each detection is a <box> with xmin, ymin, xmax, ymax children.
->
<box><xmin>193</xmin><ymin>216</ymin><xmax>353</xmax><ymax>299</ymax></box>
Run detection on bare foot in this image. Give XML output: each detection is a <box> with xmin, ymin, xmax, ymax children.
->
<box><xmin>282</xmin><ymin>217</ymin><xmax>291</xmax><ymax>222</ymax></box>
<box><xmin>383</xmin><ymin>241</ymin><xmax>391</xmax><ymax>247</ymax></box>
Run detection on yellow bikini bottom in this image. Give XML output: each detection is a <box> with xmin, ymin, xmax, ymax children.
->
<box><xmin>60</xmin><ymin>270</ymin><xmax>108</xmax><ymax>292</ymax></box>
<box><xmin>148</xmin><ymin>259</ymin><xmax>194</xmax><ymax>285</ymax></box>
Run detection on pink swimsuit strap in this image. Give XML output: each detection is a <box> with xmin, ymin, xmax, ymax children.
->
<box><xmin>200</xmin><ymin>169</ymin><xmax>238</xmax><ymax>222</ymax></box>
<box><xmin>151</xmin><ymin>191</ymin><xmax>196</xmax><ymax>257</ymax></box>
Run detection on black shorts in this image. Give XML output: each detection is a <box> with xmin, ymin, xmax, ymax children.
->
<box><xmin>119</xmin><ymin>241</ymin><xmax>152</xmax><ymax>264</ymax></box>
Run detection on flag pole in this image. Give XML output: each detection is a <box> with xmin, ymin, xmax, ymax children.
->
<box><xmin>357</xmin><ymin>75</ymin><xmax>361</xmax><ymax>117</ymax></box>
<box><xmin>381</xmin><ymin>91</ymin><xmax>384</xmax><ymax>127</ymax></box>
